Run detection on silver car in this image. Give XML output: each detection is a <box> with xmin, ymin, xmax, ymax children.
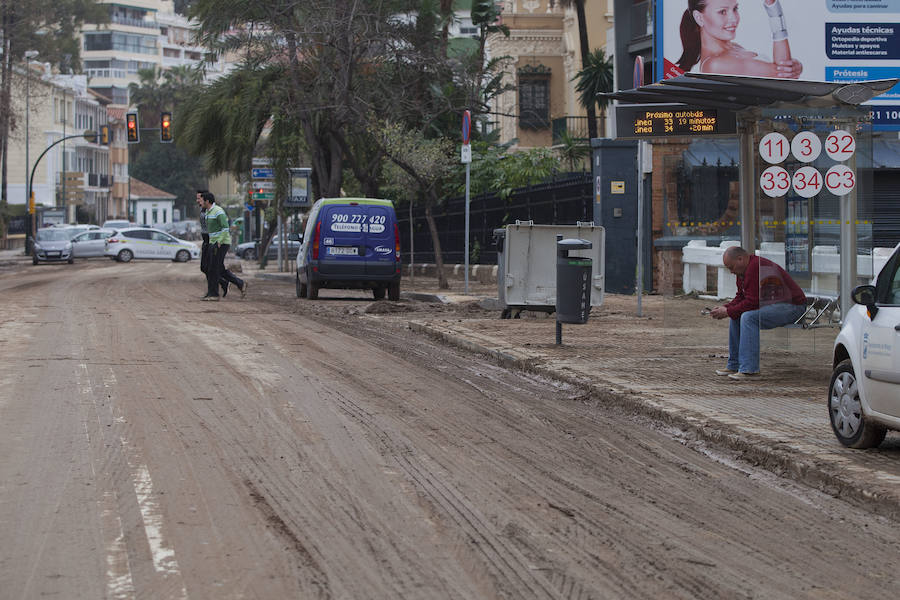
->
<box><xmin>70</xmin><ymin>228</ymin><xmax>115</xmax><ymax>258</ymax></box>
<box><xmin>33</xmin><ymin>228</ymin><xmax>74</xmax><ymax>265</ymax></box>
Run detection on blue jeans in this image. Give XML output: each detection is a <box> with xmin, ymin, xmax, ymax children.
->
<box><xmin>727</xmin><ymin>303</ymin><xmax>807</xmax><ymax>373</ymax></box>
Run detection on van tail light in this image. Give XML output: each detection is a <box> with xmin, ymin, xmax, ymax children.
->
<box><xmin>312</xmin><ymin>221</ymin><xmax>321</xmax><ymax>260</ymax></box>
<box><xmin>394</xmin><ymin>223</ymin><xmax>400</xmax><ymax>260</ymax></box>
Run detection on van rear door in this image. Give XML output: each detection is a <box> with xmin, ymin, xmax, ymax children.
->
<box><xmin>318</xmin><ymin>203</ymin><xmax>366</xmax><ymax>276</ymax></box>
<box><xmin>364</xmin><ymin>204</ymin><xmax>396</xmax><ymax>277</ymax></box>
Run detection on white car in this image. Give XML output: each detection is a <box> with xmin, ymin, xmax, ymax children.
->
<box><xmin>830</xmin><ymin>243</ymin><xmax>900</xmax><ymax>448</ymax></box>
<box><xmin>104</xmin><ymin>227</ymin><xmax>201</xmax><ymax>263</ymax></box>
<box><xmin>70</xmin><ymin>228</ymin><xmax>115</xmax><ymax>258</ymax></box>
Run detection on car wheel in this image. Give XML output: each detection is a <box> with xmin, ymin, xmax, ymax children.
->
<box><xmin>296</xmin><ymin>272</ymin><xmax>307</xmax><ymax>298</ymax></box>
<box><xmin>373</xmin><ymin>287</ymin><xmax>386</xmax><ymax>300</ymax></box>
<box><xmin>175</xmin><ymin>249</ymin><xmax>190</xmax><ymax>262</ymax></box>
<box><xmin>67</xmin><ymin>257</ymin><xmax>74</xmax><ymax>264</ymax></box>
<box><xmin>246</xmin><ymin>248</ymin><xmax>258</xmax><ymax>260</ymax></box>
<box><xmin>388</xmin><ymin>281</ymin><xmax>400</xmax><ymax>301</ymax></box>
<box><xmin>117</xmin><ymin>249</ymin><xmax>134</xmax><ymax>263</ymax></box>
<box><xmin>829</xmin><ymin>359</ymin><xmax>887</xmax><ymax>449</ymax></box>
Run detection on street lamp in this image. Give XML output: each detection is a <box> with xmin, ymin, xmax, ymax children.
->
<box><xmin>24</xmin><ymin>49</ymin><xmax>38</xmax><ymax>254</ymax></box>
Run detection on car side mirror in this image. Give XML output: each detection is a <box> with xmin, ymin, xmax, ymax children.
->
<box><xmin>852</xmin><ymin>284</ymin><xmax>878</xmax><ymax>319</ymax></box>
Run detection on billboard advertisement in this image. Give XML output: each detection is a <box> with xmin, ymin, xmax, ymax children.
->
<box><xmin>655</xmin><ymin>0</ymin><xmax>900</xmax><ymax>130</ymax></box>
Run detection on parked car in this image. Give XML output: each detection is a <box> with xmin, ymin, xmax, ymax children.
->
<box><xmin>829</xmin><ymin>242</ymin><xmax>900</xmax><ymax>448</ymax></box>
<box><xmin>32</xmin><ymin>227</ymin><xmax>74</xmax><ymax>265</ymax></box>
<box><xmin>296</xmin><ymin>198</ymin><xmax>400</xmax><ymax>300</ymax></box>
<box><xmin>104</xmin><ymin>227</ymin><xmax>201</xmax><ymax>263</ymax></box>
<box><xmin>102</xmin><ymin>219</ymin><xmax>133</xmax><ymax>230</ymax></box>
<box><xmin>236</xmin><ymin>233</ymin><xmax>303</xmax><ymax>260</ymax></box>
<box><xmin>56</xmin><ymin>224</ymin><xmax>100</xmax><ymax>239</ymax></box>
<box><xmin>70</xmin><ymin>228</ymin><xmax>115</xmax><ymax>258</ymax></box>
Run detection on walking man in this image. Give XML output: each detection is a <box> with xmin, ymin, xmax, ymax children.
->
<box><xmin>709</xmin><ymin>246</ymin><xmax>807</xmax><ymax>380</ymax></box>
<box><xmin>199</xmin><ymin>191</ymin><xmax>248</xmax><ymax>301</ymax></box>
<box><xmin>196</xmin><ymin>190</ymin><xmax>229</xmax><ymax>297</ymax></box>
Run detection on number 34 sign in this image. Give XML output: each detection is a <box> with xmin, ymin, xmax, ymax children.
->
<box><xmin>758</xmin><ymin>130</ymin><xmax>856</xmax><ymax>198</ymax></box>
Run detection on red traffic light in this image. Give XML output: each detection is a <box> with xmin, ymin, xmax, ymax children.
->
<box><xmin>160</xmin><ymin>111</ymin><xmax>172</xmax><ymax>142</ymax></box>
<box><xmin>126</xmin><ymin>113</ymin><xmax>139</xmax><ymax>143</ymax></box>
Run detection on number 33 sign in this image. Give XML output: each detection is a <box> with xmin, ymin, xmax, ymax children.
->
<box><xmin>758</xmin><ymin>130</ymin><xmax>856</xmax><ymax>197</ymax></box>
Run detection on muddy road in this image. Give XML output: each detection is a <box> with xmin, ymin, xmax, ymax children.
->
<box><xmin>1</xmin><ymin>261</ymin><xmax>898</xmax><ymax>599</ymax></box>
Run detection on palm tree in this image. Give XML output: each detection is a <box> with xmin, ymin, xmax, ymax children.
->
<box><xmin>551</xmin><ymin>0</ymin><xmax>598</xmax><ymax>138</ymax></box>
<box><xmin>573</xmin><ymin>49</ymin><xmax>614</xmax><ymax>135</ymax></box>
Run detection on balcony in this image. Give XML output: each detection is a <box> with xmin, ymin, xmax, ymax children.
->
<box><xmin>87</xmin><ymin>173</ymin><xmax>113</xmax><ymax>189</ymax></box>
<box><xmin>552</xmin><ymin>116</ymin><xmax>589</xmax><ymax>143</ymax></box>
<box><xmin>110</xmin><ymin>16</ymin><xmax>159</xmax><ymax>30</ymax></box>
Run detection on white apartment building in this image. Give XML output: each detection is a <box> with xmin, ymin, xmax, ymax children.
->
<box><xmin>7</xmin><ymin>67</ymin><xmax>111</xmax><ymax>223</ymax></box>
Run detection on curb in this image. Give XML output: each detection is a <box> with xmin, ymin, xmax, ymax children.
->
<box><xmin>408</xmin><ymin>319</ymin><xmax>900</xmax><ymax>521</ymax></box>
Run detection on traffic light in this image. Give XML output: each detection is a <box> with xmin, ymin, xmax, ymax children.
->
<box><xmin>160</xmin><ymin>111</ymin><xmax>172</xmax><ymax>143</ymax></box>
<box><xmin>126</xmin><ymin>113</ymin><xmax>139</xmax><ymax>143</ymax></box>
<box><xmin>99</xmin><ymin>124</ymin><xmax>110</xmax><ymax>145</ymax></box>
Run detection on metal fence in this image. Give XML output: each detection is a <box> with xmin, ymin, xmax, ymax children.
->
<box><xmin>397</xmin><ymin>172</ymin><xmax>593</xmax><ymax>265</ymax></box>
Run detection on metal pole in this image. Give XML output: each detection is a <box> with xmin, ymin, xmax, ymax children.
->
<box><xmin>277</xmin><ymin>212</ymin><xmax>283</xmax><ymax>271</ymax></box>
<box><xmin>738</xmin><ymin>116</ymin><xmax>757</xmax><ymax>252</ymax></box>
<box><xmin>464</xmin><ymin>161</ymin><xmax>470</xmax><ymax>294</ymax></box>
<box><xmin>840</xmin><ymin>121</ymin><xmax>858</xmax><ymax>320</ymax></box>
<box><xmin>409</xmin><ymin>198</ymin><xmax>414</xmax><ymax>285</ymax></box>
<box><xmin>25</xmin><ymin>57</ymin><xmax>32</xmax><ymax>249</ymax></box>
<box><xmin>636</xmin><ymin>141</ymin><xmax>644</xmax><ymax>317</ymax></box>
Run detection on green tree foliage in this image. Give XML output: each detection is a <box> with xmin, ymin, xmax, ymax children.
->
<box><xmin>574</xmin><ymin>48</ymin><xmax>614</xmax><ymax>114</ymax></box>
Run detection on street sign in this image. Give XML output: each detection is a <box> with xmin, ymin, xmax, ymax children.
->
<box><xmin>251</xmin><ymin>168</ymin><xmax>274</xmax><ymax>179</ymax></box>
<box><xmin>461</xmin><ymin>110</ymin><xmax>471</xmax><ymax>145</ymax></box>
<box><xmin>633</xmin><ymin>56</ymin><xmax>644</xmax><ymax>88</ymax></box>
<box><xmin>253</xmin><ymin>180</ymin><xmax>275</xmax><ymax>190</ymax></box>
<box><xmin>251</xmin><ymin>192</ymin><xmax>275</xmax><ymax>200</ymax></box>
<box><xmin>286</xmin><ymin>167</ymin><xmax>312</xmax><ymax>208</ymax></box>
<box><xmin>252</xmin><ymin>157</ymin><xmax>272</xmax><ymax>166</ymax></box>
<box><xmin>461</xmin><ymin>144</ymin><xmax>472</xmax><ymax>163</ymax></box>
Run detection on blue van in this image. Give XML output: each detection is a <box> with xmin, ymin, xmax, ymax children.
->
<box><xmin>296</xmin><ymin>198</ymin><xmax>401</xmax><ymax>300</ymax></box>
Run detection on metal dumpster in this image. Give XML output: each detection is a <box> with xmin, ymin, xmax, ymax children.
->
<box><xmin>495</xmin><ymin>221</ymin><xmax>605</xmax><ymax>318</ymax></box>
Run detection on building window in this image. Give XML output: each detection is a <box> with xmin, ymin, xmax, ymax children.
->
<box><xmin>518</xmin><ymin>64</ymin><xmax>551</xmax><ymax>130</ymax></box>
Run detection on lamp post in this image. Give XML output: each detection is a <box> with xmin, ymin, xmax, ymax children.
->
<box><xmin>24</xmin><ymin>50</ymin><xmax>38</xmax><ymax>253</ymax></box>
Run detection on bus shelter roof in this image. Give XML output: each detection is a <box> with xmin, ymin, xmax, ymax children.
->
<box><xmin>602</xmin><ymin>73</ymin><xmax>898</xmax><ymax>111</ymax></box>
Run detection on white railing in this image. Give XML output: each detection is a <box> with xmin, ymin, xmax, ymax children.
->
<box><xmin>682</xmin><ymin>240</ymin><xmax>894</xmax><ymax>299</ymax></box>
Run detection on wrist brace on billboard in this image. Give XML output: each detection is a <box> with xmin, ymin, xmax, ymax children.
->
<box><xmin>764</xmin><ymin>0</ymin><xmax>788</xmax><ymax>41</ymax></box>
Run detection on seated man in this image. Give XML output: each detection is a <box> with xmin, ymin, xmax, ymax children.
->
<box><xmin>710</xmin><ymin>246</ymin><xmax>807</xmax><ymax>380</ymax></box>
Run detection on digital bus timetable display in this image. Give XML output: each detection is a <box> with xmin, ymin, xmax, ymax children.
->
<box><xmin>633</xmin><ymin>109</ymin><xmax>719</xmax><ymax>135</ymax></box>
<box><xmin>615</xmin><ymin>105</ymin><xmax>737</xmax><ymax>138</ymax></box>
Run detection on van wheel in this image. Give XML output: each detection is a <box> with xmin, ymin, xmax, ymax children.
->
<box><xmin>117</xmin><ymin>249</ymin><xmax>133</xmax><ymax>263</ymax></box>
<box><xmin>373</xmin><ymin>287</ymin><xmax>386</xmax><ymax>300</ymax></box>
<box><xmin>388</xmin><ymin>282</ymin><xmax>400</xmax><ymax>301</ymax></box>
<box><xmin>296</xmin><ymin>273</ymin><xmax>307</xmax><ymax>298</ymax></box>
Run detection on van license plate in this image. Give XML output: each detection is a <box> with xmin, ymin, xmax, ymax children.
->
<box><xmin>328</xmin><ymin>246</ymin><xmax>358</xmax><ymax>256</ymax></box>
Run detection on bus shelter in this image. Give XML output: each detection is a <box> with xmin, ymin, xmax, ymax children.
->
<box><xmin>603</xmin><ymin>73</ymin><xmax>898</xmax><ymax>321</ymax></box>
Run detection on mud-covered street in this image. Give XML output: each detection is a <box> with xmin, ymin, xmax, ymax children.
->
<box><xmin>1</xmin><ymin>260</ymin><xmax>898</xmax><ymax>599</ymax></box>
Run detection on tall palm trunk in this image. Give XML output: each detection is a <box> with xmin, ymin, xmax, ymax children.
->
<box><xmin>573</xmin><ymin>0</ymin><xmax>597</xmax><ymax>139</ymax></box>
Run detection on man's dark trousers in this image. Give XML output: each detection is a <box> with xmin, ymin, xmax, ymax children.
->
<box><xmin>207</xmin><ymin>243</ymin><xmax>244</xmax><ymax>297</ymax></box>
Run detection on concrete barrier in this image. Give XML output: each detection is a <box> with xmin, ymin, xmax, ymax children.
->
<box><xmin>681</xmin><ymin>240</ymin><xmax>894</xmax><ymax>299</ymax></box>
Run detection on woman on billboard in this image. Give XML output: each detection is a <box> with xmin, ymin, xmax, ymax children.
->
<box><xmin>677</xmin><ymin>0</ymin><xmax>803</xmax><ymax>78</ymax></box>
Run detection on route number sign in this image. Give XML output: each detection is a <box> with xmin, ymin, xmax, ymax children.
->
<box><xmin>792</xmin><ymin>166</ymin><xmax>823</xmax><ymax>198</ymax></box>
<box><xmin>760</xmin><ymin>166</ymin><xmax>791</xmax><ymax>197</ymax></box>
<box><xmin>825</xmin><ymin>130</ymin><xmax>855</xmax><ymax>162</ymax></box>
<box><xmin>759</xmin><ymin>132</ymin><xmax>789</xmax><ymax>164</ymax></box>
<box><xmin>790</xmin><ymin>131</ymin><xmax>821</xmax><ymax>163</ymax></box>
<box><xmin>825</xmin><ymin>164</ymin><xmax>856</xmax><ymax>196</ymax></box>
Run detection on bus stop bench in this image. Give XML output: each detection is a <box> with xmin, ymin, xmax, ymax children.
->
<box><xmin>787</xmin><ymin>293</ymin><xmax>840</xmax><ymax>329</ymax></box>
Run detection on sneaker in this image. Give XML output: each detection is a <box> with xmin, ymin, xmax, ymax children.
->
<box><xmin>240</xmin><ymin>280</ymin><xmax>249</xmax><ymax>299</ymax></box>
<box><xmin>728</xmin><ymin>371</ymin><xmax>759</xmax><ymax>381</ymax></box>
<box><xmin>203</xmin><ymin>295</ymin><xmax>219</xmax><ymax>302</ymax></box>
<box><xmin>715</xmin><ymin>368</ymin><xmax>737</xmax><ymax>376</ymax></box>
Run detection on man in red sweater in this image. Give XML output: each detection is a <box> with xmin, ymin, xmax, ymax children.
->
<box><xmin>710</xmin><ymin>246</ymin><xmax>807</xmax><ymax>380</ymax></box>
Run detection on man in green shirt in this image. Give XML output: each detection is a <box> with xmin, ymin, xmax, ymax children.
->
<box><xmin>199</xmin><ymin>192</ymin><xmax>248</xmax><ymax>301</ymax></box>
